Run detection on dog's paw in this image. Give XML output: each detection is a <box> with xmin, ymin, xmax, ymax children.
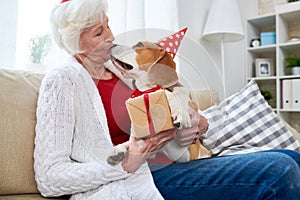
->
<box><xmin>173</xmin><ymin>113</ymin><xmax>191</xmax><ymax>129</ymax></box>
<box><xmin>107</xmin><ymin>152</ymin><xmax>126</xmax><ymax>166</ymax></box>
<box><xmin>181</xmin><ymin>112</ymin><xmax>192</xmax><ymax>129</ymax></box>
<box><xmin>107</xmin><ymin>141</ymin><xmax>129</xmax><ymax>166</ymax></box>
<box><xmin>172</xmin><ymin>114</ymin><xmax>182</xmax><ymax>127</ymax></box>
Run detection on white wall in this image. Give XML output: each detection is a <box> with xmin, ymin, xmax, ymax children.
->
<box><xmin>0</xmin><ymin>0</ymin><xmax>18</xmax><ymax>69</ymax></box>
<box><xmin>178</xmin><ymin>0</ymin><xmax>258</xmax><ymax>99</ymax></box>
<box><xmin>1</xmin><ymin>0</ymin><xmax>259</xmax><ymax>99</ymax></box>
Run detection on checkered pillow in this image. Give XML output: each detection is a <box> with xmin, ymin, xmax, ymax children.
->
<box><xmin>201</xmin><ymin>79</ymin><xmax>300</xmax><ymax>156</ymax></box>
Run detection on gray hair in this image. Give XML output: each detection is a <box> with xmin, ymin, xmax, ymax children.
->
<box><xmin>50</xmin><ymin>0</ymin><xmax>108</xmax><ymax>55</ymax></box>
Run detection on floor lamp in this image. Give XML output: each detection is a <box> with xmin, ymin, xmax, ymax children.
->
<box><xmin>202</xmin><ymin>0</ymin><xmax>244</xmax><ymax>98</ymax></box>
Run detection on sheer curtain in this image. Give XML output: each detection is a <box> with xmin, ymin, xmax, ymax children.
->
<box><xmin>107</xmin><ymin>0</ymin><xmax>179</xmax><ymax>42</ymax></box>
<box><xmin>107</xmin><ymin>0</ymin><xmax>178</xmax><ymax>34</ymax></box>
<box><xmin>15</xmin><ymin>0</ymin><xmax>179</xmax><ymax>72</ymax></box>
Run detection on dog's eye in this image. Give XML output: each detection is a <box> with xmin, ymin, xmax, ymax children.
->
<box><xmin>135</xmin><ymin>42</ymin><xmax>144</xmax><ymax>48</ymax></box>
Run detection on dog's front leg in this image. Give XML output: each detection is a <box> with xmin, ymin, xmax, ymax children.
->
<box><xmin>165</xmin><ymin>88</ymin><xmax>192</xmax><ymax>129</ymax></box>
<box><xmin>107</xmin><ymin>141</ymin><xmax>129</xmax><ymax>165</ymax></box>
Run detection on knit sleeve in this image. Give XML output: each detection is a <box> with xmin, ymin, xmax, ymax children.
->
<box><xmin>34</xmin><ymin>69</ymin><xmax>129</xmax><ymax>197</ymax></box>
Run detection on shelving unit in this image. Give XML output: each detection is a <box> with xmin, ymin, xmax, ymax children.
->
<box><xmin>246</xmin><ymin>2</ymin><xmax>300</xmax><ymax>130</ymax></box>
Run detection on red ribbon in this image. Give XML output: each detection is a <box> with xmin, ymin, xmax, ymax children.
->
<box><xmin>131</xmin><ymin>85</ymin><xmax>162</xmax><ymax>98</ymax></box>
<box><xmin>131</xmin><ymin>85</ymin><xmax>162</xmax><ymax>135</ymax></box>
<box><xmin>61</xmin><ymin>0</ymin><xmax>69</xmax><ymax>3</ymax></box>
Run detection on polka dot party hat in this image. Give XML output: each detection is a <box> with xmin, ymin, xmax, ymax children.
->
<box><xmin>156</xmin><ymin>27</ymin><xmax>188</xmax><ymax>58</ymax></box>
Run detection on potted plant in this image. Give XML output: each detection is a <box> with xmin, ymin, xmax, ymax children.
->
<box><xmin>261</xmin><ymin>89</ymin><xmax>273</xmax><ymax>103</ymax></box>
<box><xmin>28</xmin><ymin>34</ymin><xmax>52</xmax><ymax>64</ymax></box>
<box><xmin>26</xmin><ymin>34</ymin><xmax>52</xmax><ymax>73</ymax></box>
<box><xmin>284</xmin><ymin>56</ymin><xmax>300</xmax><ymax>75</ymax></box>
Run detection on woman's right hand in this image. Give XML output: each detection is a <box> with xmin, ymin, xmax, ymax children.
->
<box><xmin>121</xmin><ymin>128</ymin><xmax>176</xmax><ymax>173</ymax></box>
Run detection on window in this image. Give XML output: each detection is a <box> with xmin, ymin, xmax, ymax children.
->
<box><xmin>15</xmin><ymin>0</ymin><xmax>66</xmax><ymax>73</ymax></box>
<box><xmin>14</xmin><ymin>0</ymin><xmax>178</xmax><ymax>73</ymax></box>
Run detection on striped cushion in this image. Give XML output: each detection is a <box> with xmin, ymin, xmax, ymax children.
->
<box><xmin>201</xmin><ymin>79</ymin><xmax>300</xmax><ymax>156</ymax></box>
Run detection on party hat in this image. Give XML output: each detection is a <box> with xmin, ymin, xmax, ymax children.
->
<box><xmin>156</xmin><ymin>27</ymin><xmax>188</xmax><ymax>58</ymax></box>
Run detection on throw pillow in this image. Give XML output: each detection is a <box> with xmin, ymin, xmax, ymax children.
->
<box><xmin>201</xmin><ymin>79</ymin><xmax>300</xmax><ymax>156</ymax></box>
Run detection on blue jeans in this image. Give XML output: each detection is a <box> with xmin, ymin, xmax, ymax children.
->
<box><xmin>150</xmin><ymin>149</ymin><xmax>300</xmax><ymax>200</ymax></box>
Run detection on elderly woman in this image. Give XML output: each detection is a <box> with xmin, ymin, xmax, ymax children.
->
<box><xmin>34</xmin><ymin>0</ymin><xmax>300</xmax><ymax>199</ymax></box>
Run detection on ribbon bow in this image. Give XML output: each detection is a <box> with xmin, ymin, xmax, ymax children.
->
<box><xmin>131</xmin><ymin>85</ymin><xmax>162</xmax><ymax>136</ymax></box>
<box><xmin>131</xmin><ymin>85</ymin><xmax>162</xmax><ymax>98</ymax></box>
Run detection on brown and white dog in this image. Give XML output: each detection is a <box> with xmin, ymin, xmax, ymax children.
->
<box><xmin>107</xmin><ymin>41</ymin><xmax>211</xmax><ymax>165</ymax></box>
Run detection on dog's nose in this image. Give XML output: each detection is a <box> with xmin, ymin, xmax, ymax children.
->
<box><xmin>112</xmin><ymin>44</ymin><xmax>119</xmax><ymax>48</ymax></box>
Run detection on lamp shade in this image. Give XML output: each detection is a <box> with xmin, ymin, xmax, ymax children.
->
<box><xmin>202</xmin><ymin>0</ymin><xmax>244</xmax><ymax>42</ymax></box>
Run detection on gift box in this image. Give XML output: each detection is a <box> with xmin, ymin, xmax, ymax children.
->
<box><xmin>126</xmin><ymin>88</ymin><xmax>174</xmax><ymax>138</ymax></box>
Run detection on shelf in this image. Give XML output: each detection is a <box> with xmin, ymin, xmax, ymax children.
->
<box><xmin>246</xmin><ymin>6</ymin><xmax>300</xmax><ymax>127</ymax></box>
<box><xmin>247</xmin><ymin>13</ymin><xmax>275</xmax><ymax>26</ymax></box>
<box><xmin>278</xmin><ymin>8</ymin><xmax>300</xmax><ymax>19</ymax></box>
<box><xmin>279</xmin><ymin>109</ymin><xmax>300</xmax><ymax>112</ymax></box>
<box><xmin>247</xmin><ymin>45</ymin><xmax>276</xmax><ymax>53</ymax></box>
<box><xmin>279</xmin><ymin>40</ymin><xmax>300</xmax><ymax>47</ymax></box>
<box><xmin>279</xmin><ymin>75</ymin><xmax>300</xmax><ymax>79</ymax></box>
<box><xmin>279</xmin><ymin>41</ymin><xmax>300</xmax><ymax>53</ymax></box>
<box><xmin>276</xmin><ymin>2</ymin><xmax>300</xmax><ymax>14</ymax></box>
<box><xmin>248</xmin><ymin>76</ymin><xmax>277</xmax><ymax>81</ymax></box>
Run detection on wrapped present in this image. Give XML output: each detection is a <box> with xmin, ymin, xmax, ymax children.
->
<box><xmin>126</xmin><ymin>86</ymin><xmax>174</xmax><ymax>138</ymax></box>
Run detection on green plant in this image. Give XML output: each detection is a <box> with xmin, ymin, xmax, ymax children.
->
<box><xmin>261</xmin><ymin>90</ymin><xmax>273</xmax><ymax>101</ymax></box>
<box><xmin>284</xmin><ymin>56</ymin><xmax>300</xmax><ymax>68</ymax></box>
<box><xmin>28</xmin><ymin>34</ymin><xmax>52</xmax><ymax>63</ymax></box>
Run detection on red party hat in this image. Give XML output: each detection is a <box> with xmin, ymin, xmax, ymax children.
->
<box><xmin>156</xmin><ymin>27</ymin><xmax>188</xmax><ymax>58</ymax></box>
<box><xmin>61</xmin><ymin>0</ymin><xmax>69</xmax><ymax>3</ymax></box>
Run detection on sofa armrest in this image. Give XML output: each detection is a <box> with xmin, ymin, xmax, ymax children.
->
<box><xmin>190</xmin><ymin>89</ymin><xmax>219</xmax><ymax>111</ymax></box>
<box><xmin>280</xmin><ymin>117</ymin><xmax>300</xmax><ymax>142</ymax></box>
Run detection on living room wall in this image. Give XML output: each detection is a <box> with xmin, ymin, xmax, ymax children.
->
<box><xmin>1</xmin><ymin>0</ymin><xmax>258</xmax><ymax>98</ymax></box>
<box><xmin>178</xmin><ymin>0</ymin><xmax>258</xmax><ymax>98</ymax></box>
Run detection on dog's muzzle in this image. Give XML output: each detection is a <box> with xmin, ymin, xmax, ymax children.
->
<box><xmin>110</xmin><ymin>44</ymin><xmax>135</xmax><ymax>70</ymax></box>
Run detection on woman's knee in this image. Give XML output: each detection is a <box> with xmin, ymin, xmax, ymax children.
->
<box><xmin>258</xmin><ymin>151</ymin><xmax>300</xmax><ymax>198</ymax></box>
<box><xmin>263</xmin><ymin>149</ymin><xmax>300</xmax><ymax>167</ymax></box>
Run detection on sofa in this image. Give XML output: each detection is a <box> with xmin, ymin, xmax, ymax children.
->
<box><xmin>0</xmin><ymin>68</ymin><xmax>221</xmax><ymax>199</ymax></box>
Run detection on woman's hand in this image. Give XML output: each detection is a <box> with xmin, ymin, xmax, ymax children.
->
<box><xmin>174</xmin><ymin>109</ymin><xmax>208</xmax><ymax>147</ymax></box>
<box><xmin>122</xmin><ymin>128</ymin><xmax>177</xmax><ymax>173</ymax></box>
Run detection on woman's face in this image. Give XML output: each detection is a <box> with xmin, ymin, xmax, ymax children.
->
<box><xmin>79</xmin><ymin>15</ymin><xmax>114</xmax><ymax>64</ymax></box>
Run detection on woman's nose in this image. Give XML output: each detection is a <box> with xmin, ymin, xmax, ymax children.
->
<box><xmin>105</xmin><ymin>28</ymin><xmax>115</xmax><ymax>42</ymax></box>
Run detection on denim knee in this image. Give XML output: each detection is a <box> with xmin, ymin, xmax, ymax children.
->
<box><xmin>260</xmin><ymin>151</ymin><xmax>300</xmax><ymax>199</ymax></box>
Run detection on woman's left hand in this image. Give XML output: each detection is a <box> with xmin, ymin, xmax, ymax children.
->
<box><xmin>121</xmin><ymin>128</ymin><xmax>177</xmax><ymax>173</ymax></box>
<box><xmin>174</xmin><ymin>109</ymin><xmax>208</xmax><ymax>147</ymax></box>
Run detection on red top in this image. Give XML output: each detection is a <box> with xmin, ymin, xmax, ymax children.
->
<box><xmin>95</xmin><ymin>74</ymin><xmax>173</xmax><ymax>164</ymax></box>
<box><xmin>94</xmin><ymin>73</ymin><xmax>131</xmax><ymax>145</ymax></box>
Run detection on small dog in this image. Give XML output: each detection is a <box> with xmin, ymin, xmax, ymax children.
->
<box><xmin>107</xmin><ymin>41</ymin><xmax>211</xmax><ymax>165</ymax></box>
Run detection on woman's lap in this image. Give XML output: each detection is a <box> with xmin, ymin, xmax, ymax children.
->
<box><xmin>150</xmin><ymin>149</ymin><xmax>300</xmax><ymax>200</ymax></box>
<box><xmin>263</xmin><ymin>149</ymin><xmax>300</xmax><ymax>167</ymax></box>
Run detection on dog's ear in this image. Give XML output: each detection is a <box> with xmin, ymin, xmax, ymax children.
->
<box><xmin>156</xmin><ymin>50</ymin><xmax>176</xmax><ymax>70</ymax></box>
<box><xmin>147</xmin><ymin>51</ymin><xmax>179</xmax><ymax>88</ymax></box>
<box><xmin>135</xmin><ymin>46</ymin><xmax>165</xmax><ymax>71</ymax></box>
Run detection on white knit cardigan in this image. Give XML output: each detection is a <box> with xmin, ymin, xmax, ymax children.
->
<box><xmin>34</xmin><ymin>56</ymin><xmax>189</xmax><ymax>200</ymax></box>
